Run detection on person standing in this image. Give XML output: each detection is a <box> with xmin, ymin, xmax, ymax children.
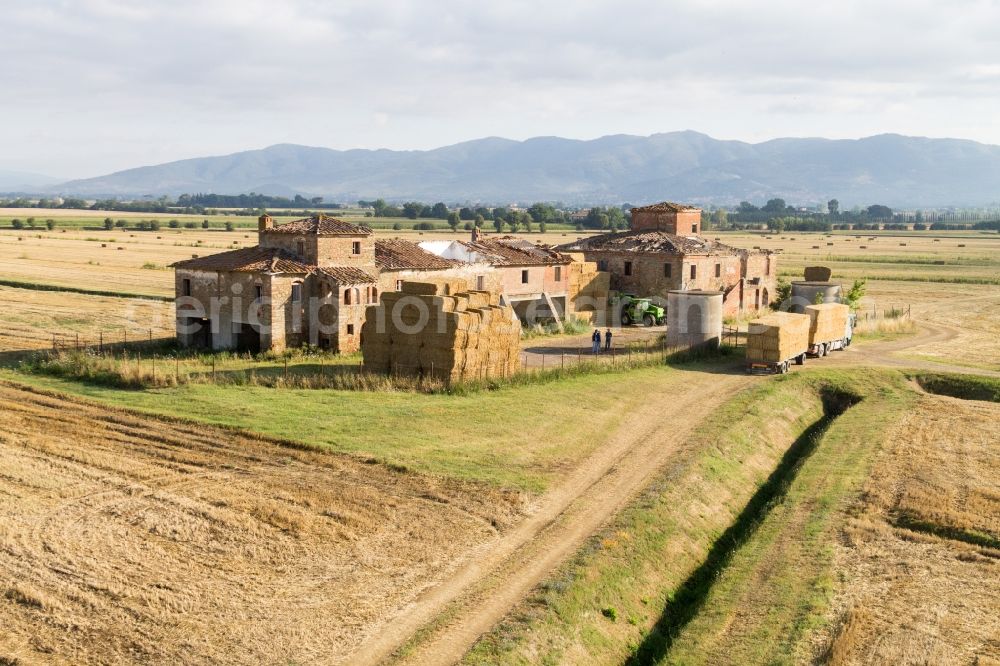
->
<box><xmin>604</xmin><ymin>327</ymin><xmax>613</xmax><ymax>351</ymax></box>
<box><xmin>591</xmin><ymin>329</ymin><xmax>601</xmax><ymax>354</ymax></box>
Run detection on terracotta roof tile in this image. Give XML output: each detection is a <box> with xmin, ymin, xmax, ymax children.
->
<box><xmin>631</xmin><ymin>201</ymin><xmax>701</xmax><ymax>213</ymax></box>
<box><xmin>314</xmin><ymin>266</ymin><xmax>377</xmax><ymax>284</ymax></box>
<box><xmin>266</xmin><ymin>214</ymin><xmax>372</xmax><ymax>236</ymax></box>
<box><xmin>556</xmin><ymin>231</ymin><xmax>756</xmax><ymax>256</ymax></box>
<box><xmin>375</xmin><ymin>239</ymin><xmax>462</xmax><ymax>270</ymax></box>
<box><xmin>171</xmin><ymin>246</ymin><xmax>312</xmax><ymax>273</ymax></box>
<box><xmin>460</xmin><ymin>236</ymin><xmax>571</xmax><ymax>266</ymax></box>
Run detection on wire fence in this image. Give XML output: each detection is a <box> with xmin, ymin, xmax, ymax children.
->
<box><xmin>23</xmin><ymin>303</ymin><xmax>911</xmax><ymax>390</ymax></box>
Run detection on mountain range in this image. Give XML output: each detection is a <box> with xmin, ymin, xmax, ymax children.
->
<box><xmin>33</xmin><ymin>131</ymin><xmax>1000</xmax><ymax>207</ymax></box>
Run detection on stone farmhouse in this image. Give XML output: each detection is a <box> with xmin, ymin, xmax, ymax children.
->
<box><xmin>558</xmin><ymin>202</ymin><xmax>777</xmax><ymax>317</ymax></box>
<box><xmin>172</xmin><ymin>214</ymin><xmax>605</xmax><ymax>354</ymax></box>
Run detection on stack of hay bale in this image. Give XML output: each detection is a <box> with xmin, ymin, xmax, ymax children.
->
<box><xmin>565</xmin><ymin>256</ymin><xmax>610</xmax><ymax>325</ymax></box>
<box><xmin>746</xmin><ymin>311</ymin><xmax>811</xmax><ymax>364</ymax></box>
<box><xmin>361</xmin><ymin>279</ymin><xmax>521</xmax><ymax>382</ymax></box>
<box><xmin>804</xmin><ymin>303</ymin><xmax>850</xmax><ymax>345</ymax></box>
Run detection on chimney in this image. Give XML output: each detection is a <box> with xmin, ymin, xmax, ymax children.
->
<box><xmin>258</xmin><ymin>214</ymin><xmax>274</xmax><ymax>232</ymax></box>
<box><xmin>471</xmin><ymin>225</ymin><xmax>482</xmax><ymax>242</ymax></box>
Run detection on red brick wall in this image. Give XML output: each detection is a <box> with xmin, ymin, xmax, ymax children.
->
<box><xmin>630</xmin><ymin>210</ymin><xmax>702</xmax><ymax>235</ymax></box>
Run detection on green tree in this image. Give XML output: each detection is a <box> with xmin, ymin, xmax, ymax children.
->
<box><xmin>45</xmin><ymin>219</ymin><xmax>56</xmax><ymax>230</ymax></box>
<box><xmin>104</xmin><ymin>217</ymin><xmax>114</xmax><ymax>230</ymax></box>
<box><xmin>149</xmin><ymin>220</ymin><xmax>161</xmax><ymax>231</ymax></box>
<box><xmin>845</xmin><ymin>278</ymin><xmax>867</xmax><ymax>310</ymax></box>
<box><xmin>762</xmin><ymin>198</ymin><xmax>787</xmax><ymax>214</ymax></box>
<box><xmin>11</xmin><ymin>219</ymin><xmax>23</xmax><ymax>229</ymax></box>
<box><xmin>430</xmin><ymin>202</ymin><xmax>449</xmax><ymax>219</ymax></box>
<box><xmin>827</xmin><ymin>198</ymin><xmax>840</xmax><ymax>215</ymax></box>
<box><xmin>168</xmin><ymin>219</ymin><xmax>179</xmax><ymax>228</ymax></box>
<box><xmin>520</xmin><ymin>211</ymin><xmax>533</xmax><ymax>232</ymax></box>
<box><xmin>402</xmin><ymin>202</ymin><xmax>424</xmax><ymax>219</ymax></box>
<box><xmin>493</xmin><ymin>218</ymin><xmax>504</xmax><ymax>233</ymax></box>
<box><xmin>474</xmin><ymin>214</ymin><xmax>485</xmax><ymax>228</ymax></box>
<box><xmin>201</xmin><ymin>219</ymin><xmax>210</xmax><ymax>229</ymax></box>
<box><xmin>527</xmin><ymin>202</ymin><xmax>555</xmax><ymax>223</ymax></box>
<box><xmin>459</xmin><ymin>207</ymin><xmax>475</xmax><ymax>220</ymax></box>
<box><xmin>538</xmin><ymin>220</ymin><xmax>547</xmax><ymax>233</ymax></box>
<box><xmin>867</xmin><ymin>204</ymin><xmax>893</xmax><ymax>219</ymax></box>
<box><xmin>771</xmin><ymin>278</ymin><xmax>791</xmax><ymax>311</ymax></box>
<box><xmin>447</xmin><ymin>211</ymin><xmax>461</xmax><ymax>231</ymax></box>
<box><xmin>225</xmin><ymin>221</ymin><xmax>234</xmax><ymax>231</ymax></box>
<box><xmin>712</xmin><ymin>209</ymin><xmax>727</xmax><ymax>228</ymax></box>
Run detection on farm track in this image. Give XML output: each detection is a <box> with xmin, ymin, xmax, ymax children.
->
<box><xmin>350</xmin><ymin>369</ymin><xmax>754</xmax><ymax>665</ymax></box>
<box><xmin>351</xmin><ymin>309</ymin><xmax>996</xmax><ymax>665</ymax></box>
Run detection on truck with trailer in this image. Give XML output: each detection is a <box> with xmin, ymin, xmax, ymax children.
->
<box><xmin>804</xmin><ymin>303</ymin><xmax>855</xmax><ymax>357</ymax></box>
<box><xmin>745</xmin><ymin>311</ymin><xmax>811</xmax><ymax>374</ymax></box>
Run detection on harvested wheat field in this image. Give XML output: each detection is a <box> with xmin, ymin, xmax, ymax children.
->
<box><xmin>0</xmin><ymin>286</ymin><xmax>174</xmax><ymax>352</ymax></box>
<box><xmin>819</xmin><ymin>392</ymin><xmax>1000</xmax><ymax>665</ymax></box>
<box><xmin>0</xmin><ymin>382</ymin><xmax>524</xmax><ymax>665</ymax></box>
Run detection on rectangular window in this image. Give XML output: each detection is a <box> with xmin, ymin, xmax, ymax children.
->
<box><xmin>663</xmin><ymin>263</ymin><xmax>671</xmax><ymax>278</ymax></box>
<box><xmin>521</xmin><ymin>269</ymin><xmax>529</xmax><ymax>284</ymax></box>
<box><xmin>347</xmin><ymin>324</ymin><xmax>355</xmax><ymax>335</ymax></box>
<box><xmin>395</xmin><ymin>280</ymin><xmax>403</xmax><ymax>290</ymax></box>
<box><xmin>476</xmin><ymin>275</ymin><xmax>485</xmax><ymax>290</ymax></box>
<box><xmin>291</xmin><ymin>283</ymin><xmax>302</xmax><ymax>303</ymax></box>
<box><xmin>296</xmin><ymin>240</ymin><xmax>305</xmax><ymax>257</ymax></box>
<box><xmin>692</xmin><ymin>223</ymin><xmax>698</xmax><ymax>234</ymax></box>
<box><xmin>624</xmin><ymin>261</ymin><xmax>632</xmax><ymax>276</ymax></box>
<box><xmin>554</xmin><ymin>266</ymin><xmax>561</xmax><ymax>282</ymax></box>
<box><xmin>352</xmin><ymin>241</ymin><xmax>361</xmax><ymax>255</ymax></box>
<box><xmin>182</xmin><ymin>278</ymin><xmax>191</xmax><ymax>297</ymax></box>
<box><xmin>254</xmin><ymin>285</ymin><xmax>263</xmax><ymax>301</ymax></box>
<box><xmin>690</xmin><ymin>264</ymin><xmax>697</xmax><ymax>280</ymax></box>
<box><xmin>715</xmin><ymin>263</ymin><xmax>721</xmax><ymax>278</ymax></box>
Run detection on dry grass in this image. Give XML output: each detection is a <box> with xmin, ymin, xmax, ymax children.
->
<box><xmin>817</xmin><ymin>393</ymin><xmax>1000</xmax><ymax>665</ymax></box>
<box><xmin>0</xmin><ymin>285</ymin><xmax>174</xmax><ymax>352</ymax></box>
<box><xmin>0</xmin><ymin>382</ymin><xmax>524</xmax><ymax>665</ymax></box>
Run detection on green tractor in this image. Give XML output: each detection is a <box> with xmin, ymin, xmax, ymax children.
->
<box><xmin>619</xmin><ymin>294</ymin><xmax>665</xmax><ymax>327</ymax></box>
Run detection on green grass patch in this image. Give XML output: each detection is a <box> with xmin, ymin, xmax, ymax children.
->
<box><xmin>0</xmin><ymin>278</ymin><xmax>172</xmax><ymax>301</ymax></box>
<box><xmin>0</xmin><ymin>358</ymin><xmax>732</xmax><ymax>492</ymax></box>
<box><xmin>464</xmin><ymin>369</ymin><xmax>916</xmax><ymax>665</ymax></box>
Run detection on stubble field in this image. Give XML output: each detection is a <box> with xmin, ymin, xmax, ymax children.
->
<box><xmin>1</xmin><ymin>221</ymin><xmax>999</xmax><ymax>665</ymax></box>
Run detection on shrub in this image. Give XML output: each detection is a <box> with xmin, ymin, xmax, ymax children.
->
<box><xmin>11</xmin><ymin>219</ymin><xmax>23</xmax><ymax>229</ymax></box>
<box><xmin>27</xmin><ymin>217</ymin><xmax>36</xmax><ymax>228</ymax></box>
<box><xmin>115</xmin><ymin>220</ymin><xmax>127</xmax><ymax>228</ymax></box>
<box><xmin>184</xmin><ymin>221</ymin><xmax>197</xmax><ymax>229</ymax></box>
<box><xmin>601</xmin><ymin>607</ymin><xmax>618</xmax><ymax>621</ymax></box>
<box><xmin>392</xmin><ymin>222</ymin><xmax>402</xmax><ymax>230</ymax></box>
<box><xmin>149</xmin><ymin>220</ymin><xmax>161</xmax><ymax>231</ymax></box>
<box><xmin>202</xmin><ymin>219</ymin><xmax>210</xmax><ymax>229</ymax></box>
<box><xmin>45</xmin><ymin>219</ymin><xmax>55</xmax><ymax>230</ymax></box>
<box><xmin>104</xmin><ymin>218</ymin><xmax>114</xmax><ymax>230</ymax></box>
<box><xmin>225</xmin><ymin>221</ymin><xmax>234</xmax><ymax>231</ymax></box>
<box><xmin>168</xmin><ymin>219</ymin><xmax>180</xmax><ymax>228</ymax></box>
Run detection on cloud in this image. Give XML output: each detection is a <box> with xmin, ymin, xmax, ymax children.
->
<box><xmin>1</xmin><ymin>0</ymin><xmax>999</xmax><ymax>177</ymax></box>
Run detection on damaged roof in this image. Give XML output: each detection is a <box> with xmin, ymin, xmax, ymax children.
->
<box><xmin>171</xmin><ymin>246</ymin><xmax>312</xmax><ymax>274</ymax></box>
<box><xmin>375</xmin><ymin>239</ymin><xmax>463</xmax><ymax>271</ymax></box>
<box><xmin>460</xmin><ymin>236</ymin><xmax>571</xmax><ymax>266</ymax></box>
<box><xmin>556</xmin><ymin>231</ymin><xmax>758</xmax><ymax>256</ymax></box>
<box><xmin>631</xmin><ymin>201</ymin><xmax>701</xmax><ymax>213</ymax></box>
<box><xmin>265</xmin><ymin>214</ymin><xmax>372</xmax><ymax>236</ymax></box>
<box><xmin>314</xmin><ymin>266</ymin><xmax>377</xmax><ymax>284</ymax></box>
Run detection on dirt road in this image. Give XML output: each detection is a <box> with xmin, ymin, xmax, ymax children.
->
<box><xmin>348</xmin><ymin>367</ymin><xmax>754</xmax><ymax>665</ymax></box>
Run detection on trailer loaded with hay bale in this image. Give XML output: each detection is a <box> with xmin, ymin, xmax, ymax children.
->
<box><xmin>804</xmin><ymin>302</ymin><xmax>855</xmax><ymax>357</ymax></box>
<box><xmin>361</xmin><ymin>279</ymin><xmax>521</xmax><ymax>383</ymax></box>
<box><xmin>745</xmin><ymin>311</ymin><xmax>811</xmax><ymax>374</ymax></box>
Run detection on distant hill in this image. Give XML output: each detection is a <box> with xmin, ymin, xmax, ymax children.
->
<box><xmin>50</xmin><ymin>132</ymin><xmax>1000</xmax><ymax>207</ymax></box>
<box><xmin>0</xmin><ymin>169</ymin><xmax>62</xmax><ymax>193</ymax></box>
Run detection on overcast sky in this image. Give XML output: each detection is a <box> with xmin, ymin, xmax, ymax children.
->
<box><xmin>4</xmin><ymin>0</ymin><xmax>1000</xmax><ymax>178</ymax></box>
